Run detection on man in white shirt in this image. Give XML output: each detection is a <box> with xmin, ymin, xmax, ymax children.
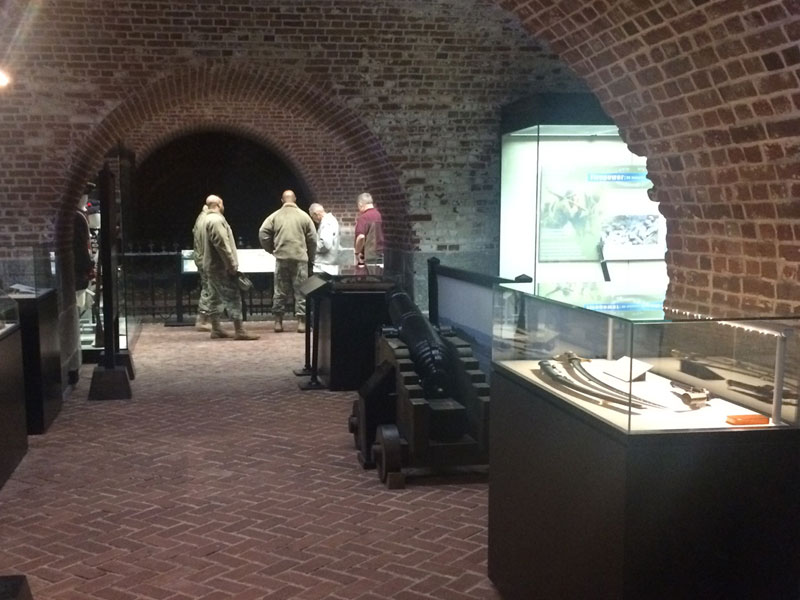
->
<box><xmin>309</xmin><ymin>203</ymin><xmax>340</xmax><ymax>270</ymax></box>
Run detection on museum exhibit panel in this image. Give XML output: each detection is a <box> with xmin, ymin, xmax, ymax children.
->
<box><xmin>487</xmin><ymin>282</ymin><xmax>800</xmax><ymax>599</ymax></box>
<box><xmin>1</xmin><ymin>246</ymin><xmax>62</xmax><ymax>434</ymax></box>
<box><xmin>500</xmin><ymin>94</ymin><xmax>668</xmax><ymax>304</ymax></box>
<box><xmin>0</xmin><ymin>285</ymin><xmax>27</xmax><ymax>489</ymax></box>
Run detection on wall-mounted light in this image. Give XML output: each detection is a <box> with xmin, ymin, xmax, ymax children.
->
<box><xmin>0</xmin><ymin>69</ymin><xmax>10</xmax><ymax>88</ymax></box>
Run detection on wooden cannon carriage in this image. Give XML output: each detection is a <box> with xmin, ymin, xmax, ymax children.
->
<box><xmin>348</xmin><ymin>290</ymin><xmax>490</xmax><ymax>488</ymax></box>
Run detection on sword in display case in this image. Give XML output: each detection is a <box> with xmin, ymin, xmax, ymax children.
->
<box><xmin>537</xmin><ymin>360</ymin><xmax>635</xmax><ymax>412</ymax></box>
<box><xmin>538</xmin><ymin>355</ymin><xmax>668</xmax><ymax>411</ymax></box>
<box><xmin>554</xmin><ymin>352</ymin><xmax>668</xmax><ymax>410</ymax></box>
<box><xmin>726</xmin><ymin>379</ymin><xmax>798</xmax><ymax>405</ymax></box>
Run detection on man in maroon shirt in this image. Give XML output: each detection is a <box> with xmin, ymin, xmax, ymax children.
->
<box><xmin>354</xmin><ymin>192</ymin><xmax>384</xmax><ymax>266</ymax></box>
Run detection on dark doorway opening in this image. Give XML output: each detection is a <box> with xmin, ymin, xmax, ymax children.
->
<box><xmin>131</xmin><ymin>130</ymin><xmax>310</xmax><ymax>251</ymax></box>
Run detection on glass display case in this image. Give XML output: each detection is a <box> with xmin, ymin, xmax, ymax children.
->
<box><xmin>81</xmin><ymin>210</ymin><xmax>142</xmax><ymax>360</ymax></box>
<box><xmin>0</xmin><ymin>245</ymin><xmax>62</xmax><ymax>434</ymax></box>
<box><xmin>493</xmin><ymin>282</ymin><xmax>800</xmax><ymax>433</ymax></box>
<box><xmin>489</xmin><ymin>282</ymin><xmax>800</xmax><ymax>599</ymax></box>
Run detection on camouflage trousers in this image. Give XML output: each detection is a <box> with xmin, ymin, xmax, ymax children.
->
<box><xmin>206</xmin><ymin>270</ymin><xmax>243</xmax><ymax>321</ymax></box>
<box><xmin>272</xmin><ymin>259</ymin><xmax>308</xmax><ymax>317</ymax></box>
<box><xmin>197</xmin><ymin>269</ymin><xmax>213</xmax><ymax>315</ymax></box>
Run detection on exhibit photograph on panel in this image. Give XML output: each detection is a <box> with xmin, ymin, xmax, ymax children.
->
<box><xmin>500</xmin><ymin>124</ymin><xmax>668</xmax><ymax>295</ymax></box>
<box><xmin>538</xmin><ymin>164</ymin><xmax>663</xmax><ymax>262</ymax></box>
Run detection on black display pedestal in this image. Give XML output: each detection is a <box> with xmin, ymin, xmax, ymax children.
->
<box><xmin>13</xmin><ymin>289</ymin><xmax>62</xmax><ymax>434</ymax></box>
<box><xmin>489</xmin><ymin>365</ymin><xmax>800</xmax><ymax>600</ymax></box>
<box><xmin>0</xmin><ymin>576</ymin><xmax>33</xmax><ymax>600</ymax></box>
<box><xmin>317</xmin><ymin>284</ymin><xmax>391</xmax><ymax>391</ymax></box>
<box><xmin>0</xmin><ymin>326</ymin><xmax>28</xmax><ymax>489</ymax></box>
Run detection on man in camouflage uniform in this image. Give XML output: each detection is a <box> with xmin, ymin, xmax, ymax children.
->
<box><xmin>202</xmin><ymin>194</ymin><xmax>259</xmax><ymax>340</ymax></box>
<box><xmin>192</xmin><ymin>203</ymin><xmax>211</xmax><ymax>331</ymax></box>
<box><xmin>258</xmin><ymin>190</ymin><xmax>317</xmax><ymax>332</ymax></box>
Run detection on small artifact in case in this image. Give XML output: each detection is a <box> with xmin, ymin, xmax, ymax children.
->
<box><xmin>726</xmin><ymin>414</ymin><xmax>770</xmax><ymax>426</ymax></box>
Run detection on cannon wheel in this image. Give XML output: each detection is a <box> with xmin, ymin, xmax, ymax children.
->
<box><xmin>374</xmin><ymin>424</ymin><xmax>402</xmax><ymax>484</ymax></box>
<box><xmin>348</xmin><ymin>400</ymin><xmax>360</xmax><ymax>450</ymax></box>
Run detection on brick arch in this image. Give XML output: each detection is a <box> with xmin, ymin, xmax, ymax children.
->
<box><xmin>58</xmin><ymin>60</ymin><xmax>409</xmax><ymax>255</ymax></box>
<box><xmin>54</xmin><ymin>60</ymin><xmax>411</xmax><ymax>374</ymax></box>
<box><xmin>495</xmin><ymin>0</ymin><xmax>800</xmax><ymax>316</ymax></box>
<box><xmin>122</xmin><ymin>104</ymin><xmax>369</xmax><ymax>224</ymax></box>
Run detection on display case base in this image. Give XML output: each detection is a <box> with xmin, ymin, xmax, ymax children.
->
<box><xmin>0</xmin><ymin>326</ymin><xmax>27</xmax><ymax>490</ymax></box>
<box><xmin>298</xmin><ymin>377</ymin><xmax>326</xmax><ymax>391</ymax></box>
<box><xmin>88</xmin><ymin>365</ymin><xmax>132</xmax><ymax>401</ymax></box>
<box><xmin>0</xmin><ymin>576</ymin><xmax>33</xmax><ymax>600</ymax></box>
<box><xmin>489</xmin><ymin>366</ymin><xmax>800</xmax><ymax>600</ymax></box>
<box><xmin>14</xmin><ymin>290</ymin><xmax>62</xmax><ymax>435</ymax></box>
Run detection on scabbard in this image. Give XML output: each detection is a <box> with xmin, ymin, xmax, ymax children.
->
<box><xmin>538</xmin><ymin>360</ymin><xmax>636</xmax><ymax>411</ymax></box>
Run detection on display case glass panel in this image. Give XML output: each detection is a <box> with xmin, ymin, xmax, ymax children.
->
<box><xmin>0</xmin><ymin>287</ymin><xmax>20</xmax><ymax>332</ymax></box>
<box><xmin>500</xmin><ymin>124</ymin><xmax>667</xmax><ymax>297</ymax></box>
<box><xmin>80</xmin><ymin>196</ymin><xmax>141</xmax><ymax>355</ymax></box>
<box><xmin>493</xmin><ymin>282</ymin><xmax>800</xmax><ymax>433</ymax></box>
<box><xmin>0</xmin><ymin>244</ymin><xmax>56</xmax><ymax>300</ymax></box>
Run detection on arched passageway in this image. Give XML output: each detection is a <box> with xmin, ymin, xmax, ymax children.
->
<box><xmin>132</xmin><ymin>130</ymin><xmax>310</xmax><ymax>250</ymax></box>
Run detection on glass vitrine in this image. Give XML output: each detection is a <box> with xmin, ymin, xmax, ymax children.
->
<box><xmin>493</xmin><ymin>282</ymin><xmax>800</xmax><ymax>433</ymax></box>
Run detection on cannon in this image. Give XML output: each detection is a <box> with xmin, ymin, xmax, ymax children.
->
<box><xmin>348</xmin><ymin>290</ymin><xmax>490</xmax><ymax>488</ymax></box>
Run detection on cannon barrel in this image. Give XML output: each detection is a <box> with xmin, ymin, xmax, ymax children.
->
<box><xmin>387</xmin><ymin>290</ymin><xmax>455</xmax><ymax>397</ymax></box>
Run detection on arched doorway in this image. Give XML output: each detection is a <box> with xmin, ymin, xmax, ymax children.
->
<box><xmin>131</xmin><ymin>130</ymin><xmax>311</xmax><ymax>251</ymax></box>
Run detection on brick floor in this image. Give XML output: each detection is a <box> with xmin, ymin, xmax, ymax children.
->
<box><xmin>0</xmin><ymin>323</ymin><xmax>500</xmax><ymax>600</ymax></box>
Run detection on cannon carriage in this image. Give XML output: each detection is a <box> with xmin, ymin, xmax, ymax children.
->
<box><xmin>348</xmin><ymin>291</ymin><xmax>490</xmax><ymax>488</ymax></box>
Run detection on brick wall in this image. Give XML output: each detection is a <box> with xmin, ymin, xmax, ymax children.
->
<box><xmin>0</xmin><ymin>1</ymin><xmax>581</xmax><ymax>269</ymax></box>
<box><xmin>499</xmin><ymin>0</ymin><xmax>800</xmax><ymax>316</ymax></box>
<box><xmin>0</xmin><ymin>0</ymin><xmax>798</xmax><ymax>325</ymax></box>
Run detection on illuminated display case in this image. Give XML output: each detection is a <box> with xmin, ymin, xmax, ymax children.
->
<box><xmin>493</xmin><ymin>282</ymin><xmax>799</xmax><ymax>432</ymax></box>
<box><xmin>488</xmin><ymin>282</ymin><xmax>800</xmax><ymax>599</ymax></box>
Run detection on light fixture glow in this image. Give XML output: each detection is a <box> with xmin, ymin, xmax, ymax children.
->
<box><xmin>0</xmin><ymin>70</ymin><xmax>10</xmax><ymax>88</ymax></box>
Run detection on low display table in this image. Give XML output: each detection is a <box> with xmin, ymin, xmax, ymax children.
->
<box><xmin>11</xmin><ymin>288</ymin><xmax>62</xmax><ymax>434</ymax></box>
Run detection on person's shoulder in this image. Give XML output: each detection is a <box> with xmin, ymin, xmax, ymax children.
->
<box><xmin>205</xmin><ymin>212</ymin><xmax>226</xmax><ymax>225</ymax></box>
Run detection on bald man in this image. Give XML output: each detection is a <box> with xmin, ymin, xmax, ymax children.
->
<box><xmin>354</xmin><ymin>192</ymin><xmax>384</xmax><ymax>266</ymax></box>
<box><xmin>192</xmin><ymin>203</ymin><xmax>211</xmax><ymax>331</ymax></box>
<box><xmin>202</xmin><ymin>194</ymin><xmax>259</xmax><ymax>340</ymax></box>
<box><xmin>258</xmin><ymin>190</ymin><xmax>317</xmax><ymax>332</ymax></box>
